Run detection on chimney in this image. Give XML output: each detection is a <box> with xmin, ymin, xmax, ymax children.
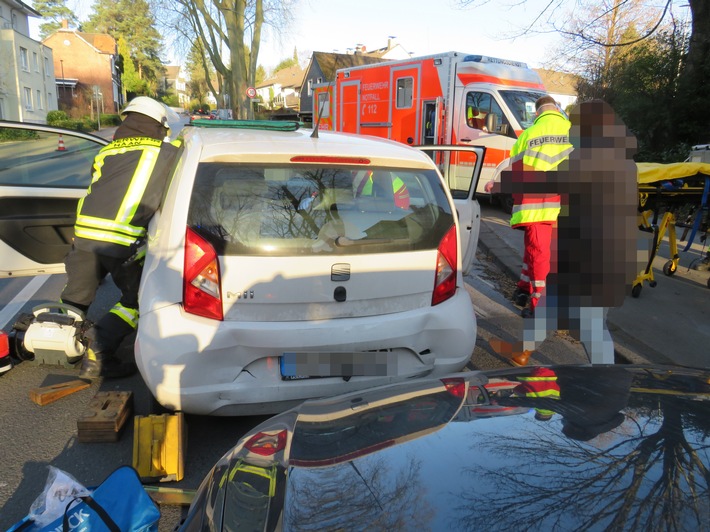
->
<box><xmin>61</xmin><ymin>19</ymin><xmax>69</xmax><ymax>29</ymax></box>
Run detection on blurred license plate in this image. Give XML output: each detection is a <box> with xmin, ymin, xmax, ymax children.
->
<box><xmin>280</xmin><ymin>352</ymin><xmax>391</xmax><ymax>380</ymax></box>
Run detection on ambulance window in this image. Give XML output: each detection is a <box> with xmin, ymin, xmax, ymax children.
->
<box><xmin>317</xmin><ymin>92</ymin><xmax>330</xmax><ymax>118</ymax></box>
<box><xmin>396</xmin><ymin>77</ymin><xmax>413</xmax><ymax>108</ymax></box>
<box><xmin>466</xmin><ymin>91</ymin><xmax>513</xmax><ymax>138</ymax></box>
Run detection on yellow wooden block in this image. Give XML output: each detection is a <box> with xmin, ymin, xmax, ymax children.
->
<box><xmin>132</xmin><ymin>412</ymin><xmax>185</xmax><ymax>482</ymax></box>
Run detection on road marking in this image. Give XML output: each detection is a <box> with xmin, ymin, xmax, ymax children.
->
<box><xmin>0</xmin><ymin>275</ymin><xmax>51</xmax><ymax>329</ymax></box>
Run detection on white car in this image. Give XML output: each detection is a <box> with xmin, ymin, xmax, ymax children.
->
<box><xmin>0</xmin><ymin>120</ymin><xmax>485</xmax><ymax>415</ymax></box>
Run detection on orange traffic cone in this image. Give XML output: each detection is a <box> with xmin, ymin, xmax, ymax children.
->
<box><xmin>56</xmin><ymin>134</ymin><xmax>66</xmax><ymax>152</ymax></box>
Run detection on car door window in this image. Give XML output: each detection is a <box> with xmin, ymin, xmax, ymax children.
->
<box><xmin>0</xmin><ymin>126</ymin><xmax>101</xmax><ymax>187</ymax></box>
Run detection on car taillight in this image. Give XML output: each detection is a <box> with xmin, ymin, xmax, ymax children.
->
<box><xmin>183</xmin><ymin>227</ymin><xmax>223</xmax><ymax>321</ymax></box>
<box><xmin>244</xmin><ymin>430</ymin><xmax>287</xmax><ymax>456</ymax></box>
<box><xmin>432</xmin><ymin>225</ymin><xmax>458</xmax><ymax>305</ymax></box>
<box><xmin>0</xmin><ymin>331</ymin><xmax>8</xmax><ymax>357</ymax></box>
<box><xmin>441</xmin><ymin>378</ymin><xmax>466</xmax><ymax>398</ymax></box>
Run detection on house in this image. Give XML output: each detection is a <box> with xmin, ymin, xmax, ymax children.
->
<box><xmin>300</xmin><ymin>51</ymin><xmax>390</xmax><ymax>121</ymax></box>
<box><xmin>353</xmin><ymin>37</ymin><xmax>411</xmax><ymax>60</ymax></box>
<box><xmin>42</xmin><ymin>20</ymin><xmax>122</xmax><ymax>116</ymax></box>
<box><xmin>0</xmin><ymin>0</ymin><xmax>57</xmax><ymax>122</ymax></box>
<box><xmin>535</xmin><ymin>68</ymin><xmax>579</xmax><ymax>111</ymax></box>
<box><xmin>255</xmin><ymin>64</ymin><xmax>304</xmax><ymax>111</ymax></box>
<box><xmin>161</xmin><ymin>65</ymin><xmax>189</xmax><ymax>108</ymax></box>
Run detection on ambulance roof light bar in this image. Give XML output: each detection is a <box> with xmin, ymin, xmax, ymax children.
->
<box><xmin>462</xmin><ymin>55</ymin><xmax>529</xmax><ymax>69</ymax></box>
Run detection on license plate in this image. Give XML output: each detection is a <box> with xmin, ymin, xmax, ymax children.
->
<box><xmin>280</xmin><ymin>352</ymin><xmax>391</xmax><ymax>380</ymax></box>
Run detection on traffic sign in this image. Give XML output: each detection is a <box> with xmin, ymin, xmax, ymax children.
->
<box><xmin>246</xmin><ymin>87</ymin><xmax>257</xmax><ymax>98</ymax></box>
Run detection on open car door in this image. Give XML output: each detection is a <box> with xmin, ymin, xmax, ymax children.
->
<box><xmin>416</xmin><ymin>145</ymin><xmax>485</xmax><ymax>275</ymax></box>
<box><xmin>0</xmin><ymin>121</ymin><xmax>108</xmax><ymax>277</ymax></box>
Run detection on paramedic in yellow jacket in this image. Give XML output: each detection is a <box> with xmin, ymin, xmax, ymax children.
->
<box><xmin>60</xmin><ymin>97</ymin><xmax>181</xmax><ymax>379</ymax></box>
<box><xmin>353</xmin><ymin>171</ymin><xmax>410</xmax><ymax>209</ymax></box>
<box><xmin>507</xmin><ymin>96</ymin><xmax>572</xmax><ymax>319</ymax></box>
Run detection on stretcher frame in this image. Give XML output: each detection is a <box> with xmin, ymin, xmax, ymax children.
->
<box><xmin>632</xmin><ymin>162</ymin><xmax>710</xmax><ymax>297</ymax></box>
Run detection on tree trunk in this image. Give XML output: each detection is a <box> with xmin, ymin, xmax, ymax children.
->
<box><xmin>675</xmin><ymin>0</ymin><xmax>710</xmax><ymax>144</ymax></box>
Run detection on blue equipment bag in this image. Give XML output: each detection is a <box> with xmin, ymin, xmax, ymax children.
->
<box><xmin>8</xmin><ymin>466</ymin><xmax>160</xmax><ymax>532</ymax></box>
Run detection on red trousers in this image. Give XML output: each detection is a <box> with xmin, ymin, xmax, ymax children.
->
<box><xmin>517</xmin><ymin>223</ymin><xmax>554</xmax><ymax>310</ymax></box>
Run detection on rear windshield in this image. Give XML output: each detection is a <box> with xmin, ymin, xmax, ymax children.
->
<box><xmin>187</xmin><ymin>163</ymin><xmax>455</xmax><ymax>256</ymax></box>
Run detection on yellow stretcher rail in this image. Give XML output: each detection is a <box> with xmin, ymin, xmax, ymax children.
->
<box><xmin>632</xmin><ymin>162</ymin><xmax>710</xmax><ymax>297</ymax></box>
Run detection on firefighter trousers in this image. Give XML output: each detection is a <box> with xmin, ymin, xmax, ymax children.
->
<box><xmin>61</xmin><ymin>245</ymin><xmax>142</xmax><ymax>357</ymax></box>
<box><xmin>517</xmin><ymin>223</ymin><xmax>555</xmax><ymax>310</ymax></box>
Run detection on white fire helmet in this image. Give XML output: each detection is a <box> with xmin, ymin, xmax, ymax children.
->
<box><xmin>121</xmin><ymin>96</ymin><xmax>181</xmax><ymax>140</ymax></box>
<box><xmin>121</xmin><ymin>96</ymin><xmax>170</xmax><ymax>128</ymax></box>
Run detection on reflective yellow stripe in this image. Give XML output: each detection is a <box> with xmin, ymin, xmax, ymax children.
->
<box><xmin>510</xmin><ymin>207</ymin><xmax>560</xmax><ymax>226</ymax></box>
<box><xmin>110</xmin><ymin>304</ymin><xmax>139</xmax><ymax>328</ymax></box>
<box><xmin>525</xmin><ymin>390</ymin><xmax>561</xmax><ymax>398</ymax></box>
<box><xmin>519</xmin><ymin>376</ymin><xmax>557</xmax><ymax>382</ymax></box>
<box><xmin>74</xmin><ymin>227</ymin><xmax>138</xmax><ymax>246</ymax></box>
<box><xmin>118</xmin><ymin>148</ymin><xmax>159</xmax><ymax>222</ymax></box>
<box><xmin>75</xmin><ymin>215</ymin><xmax>145</xmax><ymax>237</ymax></box>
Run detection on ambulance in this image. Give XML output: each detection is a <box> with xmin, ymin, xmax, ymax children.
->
<box><xmin>312</xmin><ymin>51</ymin><xmax>550</xmax><ymax>209</ymax></box>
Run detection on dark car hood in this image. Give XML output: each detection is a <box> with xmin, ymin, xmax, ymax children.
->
<box><xmin>182</xmin><ymin>365</ymin><xmax>710</xmax><ymax>531</ymax></box>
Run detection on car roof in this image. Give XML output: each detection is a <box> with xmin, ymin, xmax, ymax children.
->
<box><xmin>181</xmin><ymin>125</ymin><xmax>437</xmax><ymax>169</ymax></box>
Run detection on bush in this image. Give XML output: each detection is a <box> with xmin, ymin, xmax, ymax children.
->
<box><xmin>0</xmin><ymin>129</ymin><xmax>39</xmax><ymax>142</ymax></box>
<box><xmin>100</xmin><ymin>114</ymin><xmax>121</xmax><ymax>126</ymax></box>
<box><xmin>50</xmin><ymin>119</ymin><xmax>92</xmax><ymax>132</ymax></box>
<box><xmin>46</xmin><ymin>110</ymin><xmax>69</xmax><ymax>125</ymax></box>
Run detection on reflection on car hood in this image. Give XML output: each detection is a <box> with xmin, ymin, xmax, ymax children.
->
<box><xmin>181</xmin><ymin>365</ymin><xmax>710</xmax><ymax>531</ymax></box>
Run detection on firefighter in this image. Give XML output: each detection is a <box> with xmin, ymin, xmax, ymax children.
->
<box><xmin>61</xmin><ymin>96</ymin><xmax>181</xmax><ymax>379</ymax></box>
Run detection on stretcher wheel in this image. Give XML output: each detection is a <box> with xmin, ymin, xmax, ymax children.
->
<box><xmin>649</xmin><ymin>281</ymin><xmax>657</xmax><ymax>288</ymax></box>
<box><xmin>663</xmin><ymin>260</ymin><xmax>677</xmax><ymax>276</ymax></box>
<box><xmin>631</xmin><ymin>284</ymin><xmax>642</xmax><ymax>298</ymax></box>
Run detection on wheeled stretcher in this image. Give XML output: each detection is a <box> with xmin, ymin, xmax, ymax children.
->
<box><xmin>633</xmin><ymin>161</ymin><xmax>710</xmax><ymax>297</ymax></box>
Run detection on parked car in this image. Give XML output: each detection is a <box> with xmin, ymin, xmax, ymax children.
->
<box><xmin>179</xmin><ymin>364</ymin><xmax>710</xmax><ymax>530</ymax></box>
<box><xmin>0</xmin><ymin>120</ymin><xmax>485</xmax><ymax>415</ymax></box>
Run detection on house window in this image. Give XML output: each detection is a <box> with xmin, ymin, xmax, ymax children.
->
<box><xmin>20</xmin><ymin>47</ymin><xmax>29</xmax><ymax>71</ymax></box>
<box><xmin>24</xmin><ymin>87</ymin><xmax>33</xmax><ymax>110</ymax></box>
<box><xmin>47</xmin><ymin>92</ymin><xmax>53</xmax><ymax>108</ymax></box>
<box><xmin>396</xmin><ymin>77</ymin><xmax>413</xmax><ymax>109</ymax></box>
<box><xmin>37</xmin><ymin>90</ymin><xmax>43</xmax><ymax>110</ymax></box>
<box><xmin>0</xmin><ymin>98</ymin><xmax>4</xmax><ymax>119</ymax></box>
<box><xmin>44</xmin><ymin>57</ymin><xmax>50</xmax><ymax>76</ymax></box>
<box><xmin>33</xmin><ymin>52</ymin><xmax>39</xmax><ymax>72</ymax></box>
<box><xmin>307</xmin><ymin>79</ymin><xmax>313</xmax><ymax>96</ymax></box>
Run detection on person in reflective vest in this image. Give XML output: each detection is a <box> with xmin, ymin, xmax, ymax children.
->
<box><xmin>513</xmin><ymin>367</ymin><xmax>560</xmax><ymax>420</ymax></box>
<box><xmin>508</xmin><ymin>95</ymin><xmax>572</xmax><ymax>318</ymax></box>
<box><xmin>60</xmin><ymin>97</ymin><xmax>181</xmax><ymax>379</ymax></box>
<box><xmin>354</xmin><ymin>170</ymin><xmax>410</xmax><ymax>209</ymax></box>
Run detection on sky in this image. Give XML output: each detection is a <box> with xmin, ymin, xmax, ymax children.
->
<box><xmin>30</xmin><ymin>0</ymin><xmax>564</xmax><ymax>70</ymax></box>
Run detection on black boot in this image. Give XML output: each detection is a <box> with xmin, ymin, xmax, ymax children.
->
<box><xmin>512</xmin><ymin>288</ymin><xmax>531</xmax><ymax>308</ymax></box>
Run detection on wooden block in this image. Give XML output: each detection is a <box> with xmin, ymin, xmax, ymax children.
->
<box><xmin>133</xmin><ymin>412</ymin><xmax>185</xmax><ymax>482</ymax></box>
<box><xmin>29</xmin><ymin>379</ymin><xmax>90</xmax><ymax>406</ymax></box>
<box><xmin>77</xmin><ymin>391</ymin><xmax>133</xmax><ymax>443</ymax></box>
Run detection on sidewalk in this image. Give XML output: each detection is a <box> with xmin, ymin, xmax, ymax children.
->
<box><xmin>477</xmin><ymin>203</ymin><xmax>710</xmax><ymax>368</ymax></box>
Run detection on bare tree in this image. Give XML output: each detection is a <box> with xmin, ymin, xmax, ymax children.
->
<box><xmin>454</xmin><ymin>0</ymin><xmax>710</xmax><ymax>146</ymax></box>
<box><xmin>156</xmin><ymin>0</ymin><xmax>294</xmax><ymax>118</ymax></box>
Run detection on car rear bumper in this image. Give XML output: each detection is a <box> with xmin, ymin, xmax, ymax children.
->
<box><xmin>135</xmin><ymin>291</ymin><xmax>476</xmax><ymax>415</ymax></box>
